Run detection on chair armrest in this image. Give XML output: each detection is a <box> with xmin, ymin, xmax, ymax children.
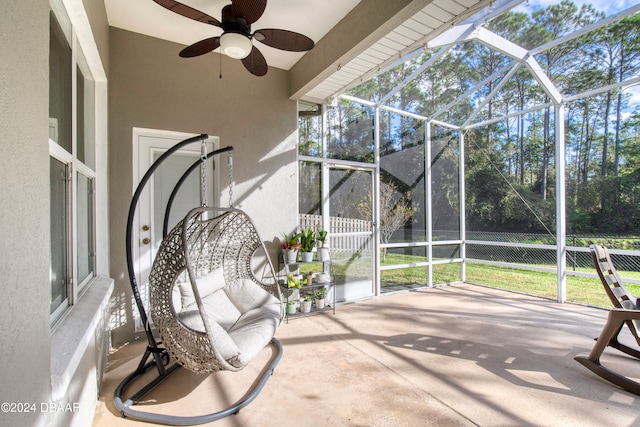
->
<box><xmin>609</xmin><ymin>308</ymin><xmax>640</xmax><ymax>319</ymax></box>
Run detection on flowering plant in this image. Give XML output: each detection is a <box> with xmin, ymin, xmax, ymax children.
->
<box><xmin>282</xmin><ymin>232</ymin><xmax>301</xmax><ymax>250</ymax></box>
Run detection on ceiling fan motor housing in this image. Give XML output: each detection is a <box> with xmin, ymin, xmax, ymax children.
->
<box><xmin>222</xmin><ymin>4</ymin><xmax>251</xmax><ymax>36</ymax></box>
<box><xmin>219</xmin><ymin>5</ymin><xmax>253</xmax><ymax>59</ymax></box>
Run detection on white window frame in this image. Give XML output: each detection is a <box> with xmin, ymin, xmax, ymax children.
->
<box><xmin>49</xmin><ymin>0</ymin><xmax>103</xmax><ymax>325</ymax></box>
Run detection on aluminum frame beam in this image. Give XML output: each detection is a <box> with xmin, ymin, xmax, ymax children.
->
<box><xmin>379</xmin><ymin>45</ymin><xmax>453</xmax><ymax>105</ymax></box>
<box><xmin>430</xmin><ymin>61</ymin><xmax>515</xmax><ymax>120</ymax></box>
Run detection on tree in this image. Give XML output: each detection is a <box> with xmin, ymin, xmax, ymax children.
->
<box><xmin>339</xmin><ymin>0</ymin><xmax>640</xmax><ymax>237</ymax></box>
<box><xmin>380</xmin><ymin>183</ymin><xmax>414</xmax><ymax>261</ymax></box>
<box><xmin>360</xmin><ymin>182</ymin><xmax>415</xmax><ymax>261</ymax></box>
<box><xmin>532</xmin><ymin>1</ymin><xmax>601</xmax><ymax>198</ymax></box>
<box><xmin>607</xmin><ymin>14</ymin><xmax>640</xmax><ymax>176</ymax></box>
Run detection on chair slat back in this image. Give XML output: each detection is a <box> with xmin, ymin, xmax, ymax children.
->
<box><xmin>590</xmin><ymin>244</ymin><xmax>636</xmax><ymax>309</ymax></box>
<box><xmin>590</xmin><ymin>244</ymin><xmax>639</xmax><ymax>342</ymax></box>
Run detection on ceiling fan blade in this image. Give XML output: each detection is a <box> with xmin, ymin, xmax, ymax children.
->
<box><xmin>153</xmin><ymin>0</ymin><xmax>221</xmax><ymax>27</ymax></box>
<box><xmin>231</xmin><ymin>0</ymin><xmax>267</xmax><ymax>24</ymax></box>
<box><xmin>253</xmin><ymin>29</ymin><xmax>314</xmax><ymax>52</ymax></box>
<box><xmin>179</xmin><ymin>37</ymin><xmax>221</xmax><ymax>57</ymax></box>
<box><xmin>241</xmin><ymin>46</ymin><xmax>268</xmax><ymax>76</ymax></box>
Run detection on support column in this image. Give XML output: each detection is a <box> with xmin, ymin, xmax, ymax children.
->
<box><xmin>555</xmin><ymin>103</ymin><xmax>567</xmax><ymax>302</ymax></box>
<box><xmin>374</xmin><ymin>106</ymin><xmax>381</xmax><ymax>295</ymax></box>
<box><xmin>459</xmin><ymin>130</ymin><xmax>466</xmax><ymax>283</ymax></box>
<box><xmin>426</xmin><ymin>121</ymin><xmax>433</xmax><ymax>287</ymax></box>
<box><xmin>321</xmin><ymin>104</ymin><xmax>330</xmax><ymax>234</ymax></box>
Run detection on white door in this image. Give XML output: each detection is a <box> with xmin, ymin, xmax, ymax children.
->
<box><xmin>132</xmin><ymin>128</ymin><xmax>219</xmax><ymax>330</ymax></box>
<box><xmin>327</xmin><ymin>165</ymin><xmax>376</xmax><ymax>302</ymax></box>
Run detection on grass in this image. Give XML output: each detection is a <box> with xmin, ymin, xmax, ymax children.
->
<box><xmin>379</xmin><ymin>253</ymin><xmax>640</xmax><ymax>308</ymax></box>
<box><xmin>304</xmin><ymin>252</ymin><xmax>639</xmax><ymax>308</ymax></box>
<box><xmin>465</xmin><ymin>264</ymin><xmax>619</xmax><ymax>307</ymax></box>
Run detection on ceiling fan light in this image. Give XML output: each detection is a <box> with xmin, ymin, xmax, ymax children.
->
<box><xmin>220</xmin><ymin>32</ymin><xmax>252</xmax><ymax>59</ymax></box>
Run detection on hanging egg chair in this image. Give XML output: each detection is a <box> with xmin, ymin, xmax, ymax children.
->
<box><xmin>150</xmin><ymin>206</ymin><xmax>283</xmax><ymax>374</ymax></box>
<box><xmin>114</xmin><ymin>134</ymin><xmax>283</xmax><ymax>425</ymax></box>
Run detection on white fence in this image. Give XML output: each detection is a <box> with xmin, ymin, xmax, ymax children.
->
<box><xmin>299</xmin><ymin>214</ymin><xmax>372</xmax><ymax>253</ymax></box>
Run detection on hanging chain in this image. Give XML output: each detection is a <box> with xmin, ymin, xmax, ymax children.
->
<box><xmin>228</xmin><ymin>151</ymin><xmax>234</xmax><ymax>208</ymax></box>
<box><xmin>200</xmin><ymin>138</ymin><xmax>207</xmax><ymax>207</ymax></box>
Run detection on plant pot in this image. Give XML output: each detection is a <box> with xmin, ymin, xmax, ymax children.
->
<box><xmin>317</xmin><ymin>273</ymin><xmax>329</xmax><ymax>284</ymax></box>
<box><xmin>300</xmin><ymin>300</ymin><xmax>312</xmax><ymax>313</ymax></box>
<box><xmin>286</xmin><ymin>301</ymin><xmax>297</xmax><ymax>315</ymax></box>
<box><xmin>301</xmin><ymin>251</ymin><xmax>313</xmax><ymax>263</ymax></box>
<box><xmin>317</xmin><ymin>247</ymin><xmax>330</xmax><ymax>262</ymax></box>
<box><xmin>284</xmin><ymin>249</ymin><xmax>298</xmax><ymax>263</ymax></box>
<box><xmin>315</xmin><ymin>298</ymin><xmax>325</xmax><ymax>309</ymax></box>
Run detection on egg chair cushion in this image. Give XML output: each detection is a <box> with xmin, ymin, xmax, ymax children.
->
<box><xmin>176</xmin><ymin>277</ymin><xmax>281</xmax><ymax>368</ymax></box>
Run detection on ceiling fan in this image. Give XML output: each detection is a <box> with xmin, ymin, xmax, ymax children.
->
<box><xmin>153</xmin><ymin>0</ymin><xmax>315</xmax><ymax>76</ymax></box>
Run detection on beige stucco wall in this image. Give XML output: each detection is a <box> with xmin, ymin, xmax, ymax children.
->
<box><xmin>0</xmin><ymin>2</ymin><xmax>112</xmax><ymax>425</ymax></box>
<box><xmin>108</xmin><ymin>28</ymin><xmax>299</xmax><ymax>344</ymax></box>
<box><xmin>82</xmin><ymin>0</ymin><xmax>110</xmax><ymax>75</ymax></box>
<box><xmin>0</xmin><ymin>2</ymin><xmax>53</xmax><ymax>426</ymax></box>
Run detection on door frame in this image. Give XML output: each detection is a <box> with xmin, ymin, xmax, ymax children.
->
<box><xmin>131</xmin><ymin>127</ymin><xmax>220</xmax><ymax>329</ymax></box>
<box><xmin>324</xmin><ymin>161</ymin><xmax>377</xmax><ymax>301</ymax></box>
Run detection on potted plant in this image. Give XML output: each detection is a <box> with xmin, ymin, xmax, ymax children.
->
<box><xmin>304</xmin><ymin>271</ymin><xmax>314</xmax><ymax>286</ymax></box>
<box><xmin>316</xmin><ymin>229</ymin><xmax>328</xmax><ymax>247</ymax></box>
<box><xmin>300</xmin><ymin>293</ymin><xmax>313</xmax><ymax>313</ymax></box>
<box><xmin>286</xmin><ymin>300</ymin><xmax>297</xmax><ymax>315</ymax></box>
<box><xmin>316</xmin><ymin>229</ymin><xmax>330</xmax><ymax>261</ymax></box>
<box><xmin>285</xmin><ymin>274</ymin><xmax>303</xmax><ymax>315</ymax></box>
<box><xmin>287</xmin><ymin>273</ymin><xmax>303</xmax><ymax>289</ymax></box>
<box><xmin>313</xmin><ymin>287</ymin><xmax>327</xmax><ymax>309</ymax></box>
<box><xmin>281</xmin><ymin>232</ymin><xmax>301</xmax><ymax>263</ymax></box>
<box><xmin>316</xmin><ymin>271</ymin><xmax>329</xmax><ymax>284</ymax></box>
<box><xmin>299</xmin><ymin>228</ymin><xmax>316</xmax><ymax>262</ymax></box>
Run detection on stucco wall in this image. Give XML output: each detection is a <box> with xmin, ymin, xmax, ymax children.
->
<box><xmin>108</xmin><ymin>28</ymin><xmax>299</xmax><ymax>344</ymax></box>
<box><xmin>0</xmin><ymin>2</ymin><xmax>52</xmax><ymax>426</ymax></box>
<box><xmin>82</xmin><ymin>0</ymin><xmax>110</xmax><ymax>75</ymax></box>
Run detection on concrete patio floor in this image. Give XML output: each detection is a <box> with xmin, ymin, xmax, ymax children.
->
<box><xmin>93</xmin><ymin>283</ymin><xmax>640</xmax><ymax>426</ymax></box>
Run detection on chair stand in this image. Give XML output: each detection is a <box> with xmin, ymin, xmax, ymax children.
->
<box><xmin>574</xmin><ymin>309</ymin><xmax>640</xmax><ymax>396</ymax></box>
<box><xmin>114</xmin><ymin>338</ymin><xmax>283</xmax><ymax>426</ymax></box>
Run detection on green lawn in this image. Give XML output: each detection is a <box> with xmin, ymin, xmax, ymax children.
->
<box><xmin>302</xmin><ymin>252</ymin><xmax>639</xmax><ymax>308</ymax></box>
<box><xmin>464</xmin><ymin>263</ymin><xmax>638</xmax><ymax>308</ymax></box>
<box><xmin>379</xmin><ymin>253</ymin><xmax>640</xmax><ymax>308</ymax></box>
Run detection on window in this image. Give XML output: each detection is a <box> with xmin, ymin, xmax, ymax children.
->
<box><xmin>49</xmin><ymin>8</ymin><xmax>96</xmax><ymax>324</ymax></box>
<box><xmin>50</xmin><ymin>157</ymin><xmax>69</xmax><ymax>316</ymax></box>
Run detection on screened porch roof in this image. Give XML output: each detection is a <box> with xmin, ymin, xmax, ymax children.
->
<box><xmin>309</xmin><ymin>1</ymin><xmax>640</xmax><ymax>131</ymax></box>
<box><xmin>299</xmin><ymin>0</ymin><xmax>509</xmax><ymax>103</ymax></box>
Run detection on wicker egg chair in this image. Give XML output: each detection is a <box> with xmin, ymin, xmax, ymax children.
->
<box><xmin>150</xmin><ymin>206</ymin><xmax>283</xmax><ymax>374</ymax></box>
<box><xmin>114</xmin><ymin>135</ymin><xmax>283</xmax><ymax>425</ymax></box>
